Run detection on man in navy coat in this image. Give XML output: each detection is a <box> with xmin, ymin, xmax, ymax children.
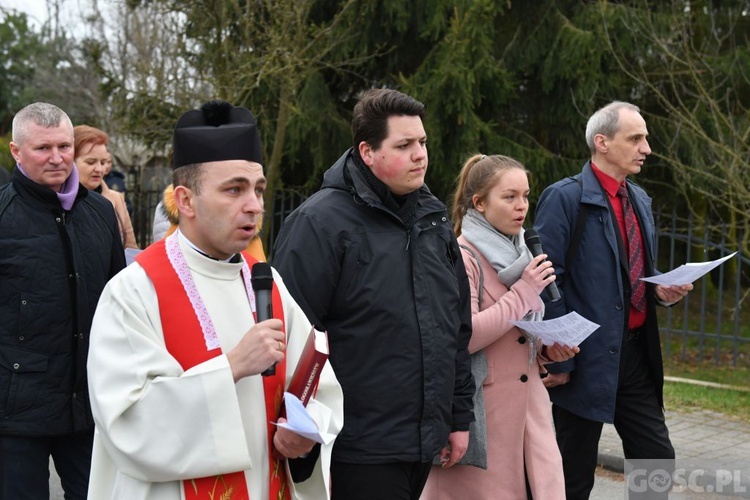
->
<box><xmin>534</xmin><ymin>101</ymin><xmax>692</xmax><ymax>499</ymax></box>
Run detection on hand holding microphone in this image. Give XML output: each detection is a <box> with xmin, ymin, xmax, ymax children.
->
<box><xmin>225</xmin><ymin>262</ymin><xmax>284</xmax><ymax>381</ymax></box>
<box><xmin>523</xmin><ymin>229</ymin><xmax>561</xmax><ymax>302</ymax></box>
<box><xmin>251</xmin><ymin>262</ymin><xmax>280</xmax><ymax>376</ymax></box>
<box><xmin>225</xmin><ymin>316</ymin><xmax>284</xmax><ymax>382</ymax></box>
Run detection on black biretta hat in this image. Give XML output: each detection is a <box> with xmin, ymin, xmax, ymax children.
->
<box><xmin>172</xmin><ymin>100</ymin><xmax>263</xmax><ymax>169</ymax></box>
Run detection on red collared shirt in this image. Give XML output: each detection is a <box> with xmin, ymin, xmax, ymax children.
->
<box><xmin>591</xmin><ymin>162</ymin><xmax>647</xmax><ymax>329</ymax></box>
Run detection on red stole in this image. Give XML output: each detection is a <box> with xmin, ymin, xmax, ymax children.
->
<box><xmin>136</xmin><ymin>240</ymin><xmax>291</xmax><ymax>500</ymax></box>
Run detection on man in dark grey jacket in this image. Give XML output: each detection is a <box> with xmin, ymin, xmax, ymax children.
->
<box><xmin>273</xmin><ymin>89</ymin><xmax>474</xmax><ymax>500</ymax></box>
<box><xmin>0</xmin><ymin>102</ymin><xmax>125</xmax><ymax>499</ymax></box>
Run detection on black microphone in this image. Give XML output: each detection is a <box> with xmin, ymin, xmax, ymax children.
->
<box><xmin>251</xmin><ymin>262</ymin><xmax>276</xmax><ymax>376</ymax></box>
<box><xmin>524</xmin><ymin>229</ymin><xmax>561</xmax><ymax>303</ymax></box>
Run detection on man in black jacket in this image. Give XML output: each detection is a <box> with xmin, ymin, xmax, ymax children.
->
<box><xmin>0</xmin><ymin>102</ymin><xmax>125</xmax><ymax>499</ymax></box>
<box><xmin>273</xmin><ymin>89</ymin><xmax>474</xmax><ymax>500</ymax></box>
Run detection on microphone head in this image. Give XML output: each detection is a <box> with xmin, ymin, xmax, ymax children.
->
<box><xmin>251</xmin><ymin>262</ymin><xmax>274</xmax><ymax>291</ymax></box>
<box><xmin>524</xmin><ymin>228</ymin><xmax>541</xmax><ymax>246</ymax></box>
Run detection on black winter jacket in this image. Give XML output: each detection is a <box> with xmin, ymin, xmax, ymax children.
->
<box><xmin>0</xmin><ymin>169</ymin><xmax>125</xmax><ymax>436</ymax></box>
<box><xmin>273</xmin><ymin>149</ymin><xmax>474</xmax><ymax>463</ymax></box>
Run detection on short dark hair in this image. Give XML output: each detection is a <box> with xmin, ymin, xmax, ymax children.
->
<box><xmin>173</xmin><ymin>163</ymin><xmax>204</xmax><ymax>194</ymax></box>
<box><xmin>351</xmin><ymin>89</ymin><xmax>425</xmax><ymax>152</ymax></box>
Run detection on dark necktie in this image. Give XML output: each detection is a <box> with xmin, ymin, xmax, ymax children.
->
<box><xmin>618</xmin><ymin>185</ymin><xmax>646</xmax><ymax>312</ymax></box>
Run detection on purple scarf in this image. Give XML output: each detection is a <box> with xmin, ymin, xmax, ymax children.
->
<box><xmin>17</xmin><ymin>163</ymin><xmax>80</xmax><ymax>210</ymax></box>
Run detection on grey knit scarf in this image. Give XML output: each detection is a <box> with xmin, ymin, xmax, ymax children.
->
<box><xmin>461</xmin><ymin>209</ymin><xmax>543</xmax><ymax>362</ymax></box>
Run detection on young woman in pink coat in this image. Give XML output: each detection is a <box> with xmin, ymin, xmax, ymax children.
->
<box><xmin>422</xmin><ymin>154</ymin><xmax>578</xmax><ymax>500</ymax></box>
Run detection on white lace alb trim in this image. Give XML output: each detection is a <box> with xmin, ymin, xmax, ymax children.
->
<box><xmin>165</xmin><ymin>233</ymin><xmax>256</xmax><ymax>351</ymax></box>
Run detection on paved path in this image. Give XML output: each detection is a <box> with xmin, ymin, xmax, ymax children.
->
<box><xmin>592</xmin><ymin>466</ymin><xmax>750</xmax><ymax>499</ymax></box>
<box><xmin>598</xmin><ymin>409</ymin><xmax>750</xmax><ymax>498</ymax></box>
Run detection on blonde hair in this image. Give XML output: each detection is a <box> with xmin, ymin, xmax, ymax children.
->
<box><xmin>451</xmin><ymin>154</ymin><xmax>528</xmax><ymax>235</ymax></box>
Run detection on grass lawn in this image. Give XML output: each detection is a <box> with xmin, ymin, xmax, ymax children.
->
<box><xmin>655</xmin><ymin>277</ymin><xmax>749</xmax><ymax>422</ymax></box>
<box><xmin>662</xmin><ymin>351</ymin><xmax>750</xmax><ymax>422</ymax></box>
<box><xmin>663</xmin><ymin>379</ymin><xmax>750</xmax><ymax>422</ymax></box>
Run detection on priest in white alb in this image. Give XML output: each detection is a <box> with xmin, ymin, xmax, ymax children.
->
<box><xmin>87</xmin><ymin>100</ymin><xmax>343</xmax><ymax>500</ymax></box>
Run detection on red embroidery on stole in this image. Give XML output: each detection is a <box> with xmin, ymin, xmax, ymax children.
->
<box><xmin>136</xmin><ymin>242</ymin><xmax>290</xmax><ymax>500</ymax></box>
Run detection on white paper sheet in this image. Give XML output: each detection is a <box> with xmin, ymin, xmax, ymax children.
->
<box><xmin>274</xmin><ymin>392</ymin><xmax>336</xmax><ymax>445</ymax></box>
<box><xmin>510</xmin><ymin>311</ymin><xmax>600</xmax><ymax>347</ymax></box>
<box><xmin>640</xmin><ymin>252</ymin><xmax>737</xmax><ymax>286</ymax></box>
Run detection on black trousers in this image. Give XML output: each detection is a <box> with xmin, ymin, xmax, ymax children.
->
<box><xmin>0</xmin><ymin>430</ymin><xmax>93</xmax><ymax>500</ymax></box>
<box><xmin>331</xmin><ymin>461</ymin><xmax>432</xmax><ymax>500</ymax></box>
<box><xmin>553</xmin><ymin>333</ymin><xmax>674</xmax><ymax>500</ymax></box>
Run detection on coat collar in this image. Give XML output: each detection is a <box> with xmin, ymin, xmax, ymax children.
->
<box><xmin>13</xmin><ymin>167</ymin><xmax>88</xmax><ymax>211</ymax></box>
<box><xmin>321</xmin><ymin>148</ymin><xmax>446</xmax><ymax>221</ymax></box>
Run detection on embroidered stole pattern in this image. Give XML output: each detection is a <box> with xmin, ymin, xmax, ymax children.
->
<box><xmin>136</xmin><ymin>238</ymin><xmax>291</xmax><ymax>500</ymax></box>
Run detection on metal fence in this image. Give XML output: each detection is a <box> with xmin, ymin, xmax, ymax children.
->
<box><xmin>654</xmin><ymin>209</ymin><xmax>749</xmax><ymax>367</ymax></box>
<box><xmin>129</xmin><ymin>186</ymin><xmax>748</xmax><ymax>367</ymax></box>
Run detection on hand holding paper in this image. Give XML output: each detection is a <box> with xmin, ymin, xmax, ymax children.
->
<box><xmin>275</xmin><ymin>393</ymin><xmax>336</xmax><ymax>445</ymax></box>
<box><xmin>272</xmin><ymin>328</ymin><xmax>334</xmax><ymax>445</ymax></box>
<box><xmin>544</xmin><ymin>342</ymin><xmax>580</xmax><ymax>362</ymax></box>
<box><xmin>510</xmin><ymin>311</ymin><xmax>599</xmax><ymax>347</ymax></box>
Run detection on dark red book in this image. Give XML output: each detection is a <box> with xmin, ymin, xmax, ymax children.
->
<box><xmin>286</xmin><ymin>328</ymin><xmax>329</xmax><ymax>407</ymax></box>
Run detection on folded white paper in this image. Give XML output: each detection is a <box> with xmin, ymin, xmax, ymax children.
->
<box><xmin>274</xmin><ymin>392</ymin><xmax>336</xmax><ymax>445</ymax></box>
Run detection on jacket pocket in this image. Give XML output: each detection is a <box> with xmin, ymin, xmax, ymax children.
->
<box><xmin>0</xmin><ymin>345</ymin><xmax>49</xmax><ymax>418</ymax></box>
<box><xmin>338</xmin><ymin>239</ymin><xmax>367</xmax><ymax>297</ymax></box>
